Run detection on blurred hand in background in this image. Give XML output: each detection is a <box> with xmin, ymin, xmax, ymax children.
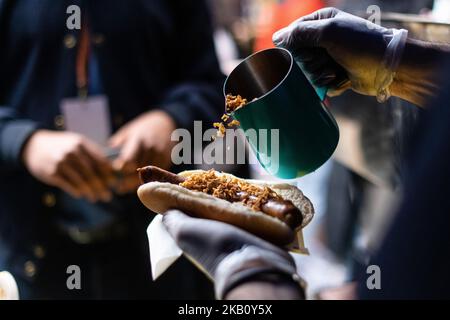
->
<box><xmin>109</xmin><ymin>110</ymin><xmax>177</xmax><ymax>195</ymax></box>
<box><xmin>23</xmin><ymin>130</ymin><xmax>115</xmax><ymax>203</ymax></box>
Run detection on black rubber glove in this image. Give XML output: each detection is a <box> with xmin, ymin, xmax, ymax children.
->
<box><xmin>273</xmin><ymin>7</ymin><xmax>393</xmax><ymax>97</ymax></box>
<box><xmin>162</xmin><ymin>210</ymin><xmax>303</xmax><ymax>300</ymax></box>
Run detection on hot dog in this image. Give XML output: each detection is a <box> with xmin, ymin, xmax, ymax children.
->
<box><xmin>137</xmin><ymin>166</ymin><xmax>314</xmax><ymax>246</ymax></box>
<box><xmin>138</xmin><ymin>166</ymin><xmax>303</xmax><ymax>229</ymax></box>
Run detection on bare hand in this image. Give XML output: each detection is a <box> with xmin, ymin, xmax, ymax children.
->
<box><xmin>109</xmin><ymin>110</ymin><xmax>177</xmax><ymax>195</ymax></box>
<box><xmin>23</xmin><ymin>130</ymin><xmax>115</xmax><ymax>203</ymax></box>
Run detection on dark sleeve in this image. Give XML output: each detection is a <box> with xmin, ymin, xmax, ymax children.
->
<box><xmin>0</xmin><ymin>109</ymin><xmax>40</xmax><ymax>169</ymax></box>
<box><xmin>160</xmin><ymin>0</ymin><xmax>225</xmax><ymax>132</ymax></box>
<box><xmin>358</xmin><ymin>67</ymin><xmax>450</xmax><ymax>299</ymax></box>
<box><xmin>0</xmin><ymin>1</ymin><xmax>40</xmax><ymax>170</ymax></box>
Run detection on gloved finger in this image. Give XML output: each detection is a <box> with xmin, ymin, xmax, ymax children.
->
<box><xmin>302</xmin><ymin>68</ymin><xmax>334</xmax><ymax>86</ymax></box>
<box><xmin>273</xmin><ymin>20</ymin><xmax>329</xmax><ymax>50</ymax></box>
<box><xmin>308</xmin><ymin>64</ymin><xmax>351</xmax><ymax>96</ymax></box>
<box><xmin>294</xmin><ymin>48</ymin><xmax>331</xmax><ymax>68</ymax></box>
<box><xmin>162</xmin><ymin>210</ymin><xmax>227</xmax><ymax>274</ymax></box>
<box><xmin>310</xmin><ymin>72</ymin><xmax>337</xmax><ymax>87</ymax></box>
<box><xmin>162</xmin><ymin>210</ymin><xmax>294</xmax><ymax>261</ymax></box>
<box><xmin>296</xmin><ymin>7</ymin><xmax>341</xmax><ymax>22</ymax></box>
<box><xmin>162</xmin><ymin>210</ymin><xmax>225</xmax><ymax>253</ymax></box>
<box><xmin>314</xmin><ymin>71</ymin><xmax>348</xmax><ymax>88</ymax></box>
<box><xmin>162</xmin><ymin>210</ymin><xmax>198</xmax><ymax>237</ymax></box>
<box><xmin>328</xmin><ymin>80</ymin><xmax>352</xmax><ymax>97</ymax></box>
<box><xmin>273</xmin><ymin>7</ymin><xmax>340</xmax><ymax>47</ymax></box>
<box><xmin>303</xmin><ymin>61</ymin><xmax>345</xmax><ymax>85</ymax></box>
<box><xmin>295</xmin><ymin>47</ymin><xmax>348</xmax><ymax>88</ymax></box>
<box><xmin>301</xmin><ymin>61</ymin><xmax>333</xmax><ymax>80</ymax></box>
<box><xmin>300</xmin><ymin>60</ymin><xmax>337</xmax><ymax>85</ymax></box>
<box><xmin>273</xmin><ymin>7</ymin><xmax>342</xmax><ymax>49</ymax></box>
<box><xmin>327</xmin><ymin>71</ymin><xmax>350</xmax><ymax>90</ymax></box>
<box><xmin>291</xmin><ymin>48</ymin><xmax>329</xmax><ymax>63</ymax></box>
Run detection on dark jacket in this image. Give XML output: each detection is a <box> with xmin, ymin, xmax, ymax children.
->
<box><xmin>0</xmin><ymin>0</ymin><xmax>223</xmax><ymax>297</ymax></box>
<box><xmin>358</xmin><ymin>63</ymin><xmax>450</xmax><ymax>299</ymax></box>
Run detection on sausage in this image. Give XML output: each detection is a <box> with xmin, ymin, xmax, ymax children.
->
<box><xmin>262</xmin><ymin>199</ymin><xmax>302</xmax><ymax>229</ymax></box>
<box><xmin>237</xmin><ymin>192</ymin><xmax>302</xmax><ymax>229</ymax></box>
<box><xmin>138</xmin><ymin>166</ymin><xmax>186</xmax><ymax>185</ymax></box>
<box><xmin>138</xmin><ymin>166</ymin><xmax>302</xmax><ymax>228</ymax></box>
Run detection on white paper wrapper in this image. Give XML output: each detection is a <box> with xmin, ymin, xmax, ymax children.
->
<box><xmin>289</xmin><ymin>230</ymin><xmax>310</xmax><ymax>255</ymax></box>
<box><xmin>147</xmin><ymin>215</ymin><xmax>183</xmax><ymax>281</ymax></box>
<box><xmin>0</xmin><ymin>271</ymin><xmax>19</xmax><ymax>300</ymax></box>
<box><xmin>147</xmin><ymin>215</ymin><xmax>309</xmax><ymax>281</ymax></box>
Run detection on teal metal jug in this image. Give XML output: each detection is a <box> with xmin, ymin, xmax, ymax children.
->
<box><xmin>224</xmin><ymin>48</ymin><xmax>339</xmax><ymax>179</ymax></box>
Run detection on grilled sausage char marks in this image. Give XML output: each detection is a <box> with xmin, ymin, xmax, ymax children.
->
<box><xmin>138</xmin><ymin>166</ymin><xmax>302</xmax><ymax>229</ymax></box>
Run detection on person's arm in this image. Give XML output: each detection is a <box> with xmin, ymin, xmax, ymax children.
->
<box><xmin>358</xmin><ymin>64</ymin><xmax>450</xmax><ymax>299</ymax></box>
<box><xmin>0</xmin><ymin>108</ymin><xmax>40</xmax><ymax>171</ymax></box>
<box><xmin>273</xmin><ymin>7</ymin><xmax>450</xmax><ymax>107</ymax></box>
<box><xmin>0</xmin><ymin>107</ymin><xmax>115</xmax><ymax>202</ymax></box>
<box><xmin>226</xmin><ymin>277</ymin><xmax>304</xmax><ymax>300</ymax></box>
<box><xmin>392</xmin><ymin>39</ymin><xmax>450</xmax><ymax>107</ymax></box>
<box><xmin>0</xmin><ymin>3</ymin><xmax>35</xmax><ymax>171</ymax></box>
<box><xmin>159</xmin><ymin>0</ymin><xmax>225</xmax><ymax>131</ymax></box>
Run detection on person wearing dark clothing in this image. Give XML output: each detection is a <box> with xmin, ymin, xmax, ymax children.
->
<box><xmin>357</xmin><ymin>66</ymin><xmax>450</xmax><ymax>299</ymax></box>
<box><xmin>0</xmin><ymin>0</ymin><xmax>222</xmax><ymax>299</ymax></box>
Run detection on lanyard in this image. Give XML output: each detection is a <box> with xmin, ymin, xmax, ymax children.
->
<box><xmin>76</xmin><ymin>19</ymin><xmax>90</xmax><ymax>98</ymax></box>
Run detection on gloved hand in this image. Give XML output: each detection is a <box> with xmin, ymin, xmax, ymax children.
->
<box><xmin>273</xmin><ymin>7</ymin><xmax>396</xmax><ymax>98</ymax></box>
<box><xmin>162</xmin><ymin>210</ymin><xmax>303</xmax><ymax>300</ymax></box>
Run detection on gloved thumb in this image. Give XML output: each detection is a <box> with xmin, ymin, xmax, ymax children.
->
<box><xmin>162</xmin><ymin>210</ymin><xmax>193</xmax><ymax>242</ymax></box>
<box><xmin>162</xmin><ymin>210</ymin><xmax>224</xmax><ymax>251</ymax></box>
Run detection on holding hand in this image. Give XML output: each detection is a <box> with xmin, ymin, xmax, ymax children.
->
<box><xmin>23</xmin><ymin>130</ymin><xmax>115</xmax><ymax>203</ymax></box>
<box><xmin>273</xmin><ymin>7</ymin><xmax>450</xmax><ymax>107</ymax></box>
<box><xmin>109</xmin><ymin>110</ymin><xmax>177</xmax><ymax>195</ymax></box>
<box><xmin>162</xmin><ymin>210</ymin><xmax>303</xmax><ymax>300</ymax></box>
<box><xmin>273</xmin><ymin>8</ymin><xmax>394</xmax><ymax>97</ymax></box>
